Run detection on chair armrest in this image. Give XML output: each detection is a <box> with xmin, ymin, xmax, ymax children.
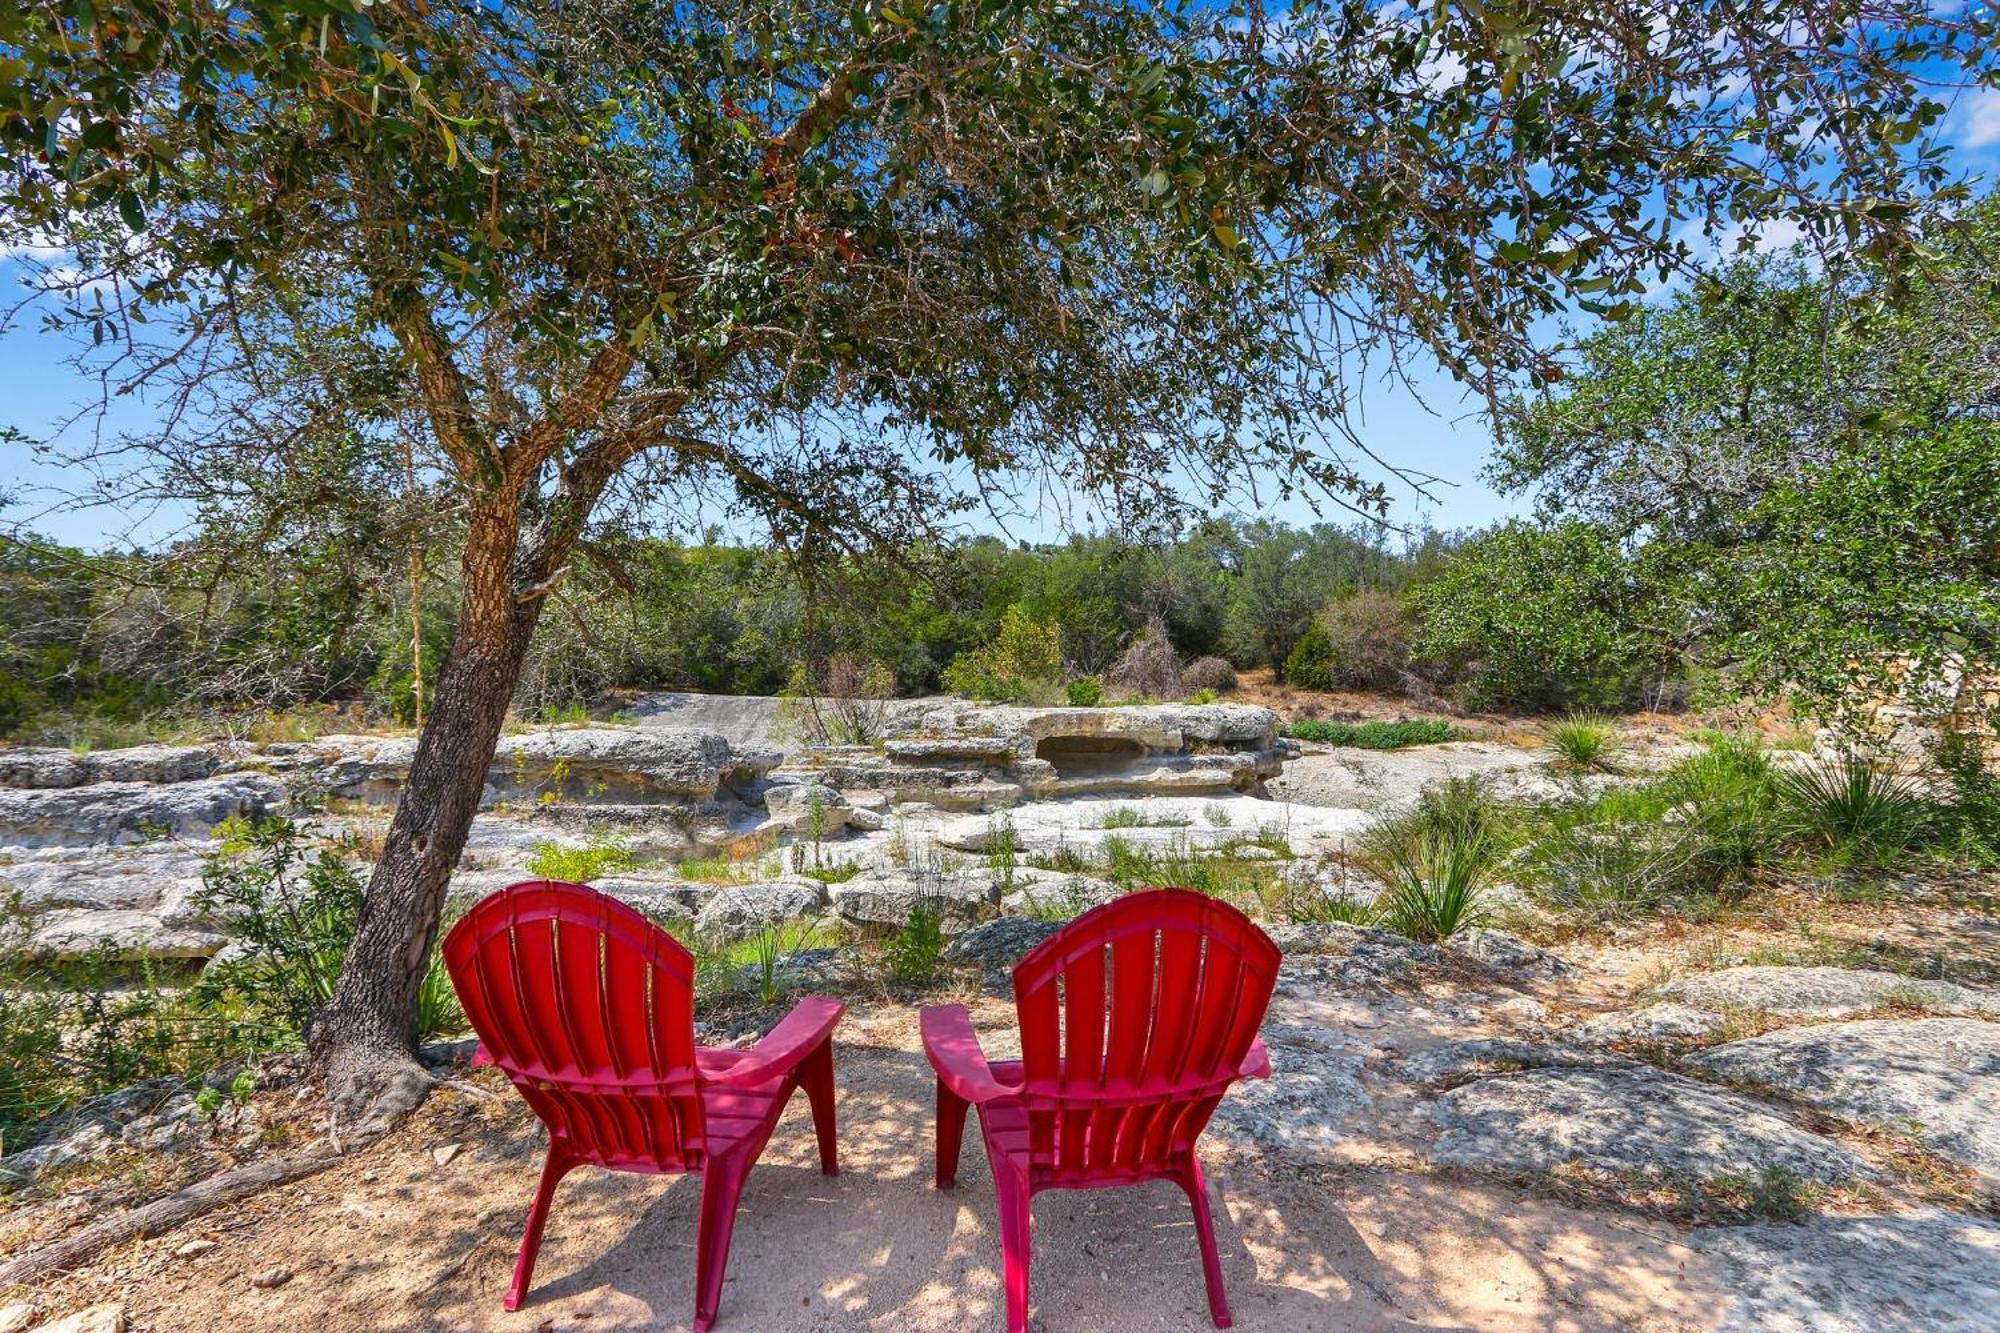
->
<box><xmin>921</xmin><ymin>1004</ymin><xmax>1020</xmax><ymax>1105</ymax></box>
<box><xmin>1238</xmin><ymin>1037</ymin><xmax>1271</xmax><ymax>1081</ymax></box>
<box><xmin>705</xmin><ymin>995</ymin><xmax>845</xmax><ymax>1088</ymax></box>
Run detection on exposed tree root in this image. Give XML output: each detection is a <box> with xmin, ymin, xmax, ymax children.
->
<box><xmin>0</xmin><ymin>1151</ymin><xmax>340</xmax><ymax>1289</ymax></box>
<box><xmin>2</xmin><ymin>1049</ymin><xmax>453</xmax><ymax>1291</ymax></box>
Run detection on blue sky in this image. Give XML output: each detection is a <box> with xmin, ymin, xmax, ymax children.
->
<box><xmin>6</xmin><ymin>83</ymin><xmax>1998</xmax><ymax>553</ymax></box>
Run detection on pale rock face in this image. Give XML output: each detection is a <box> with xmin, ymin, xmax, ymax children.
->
<box><xmin>828</xmin><ymin>867</ymin><xmax>1000</xmax><ymax>934</ymax></box>
<box><xmin>0</xmin><ymin>743</ymin><xmax>222</xmax><ymax>789</ymax></box>
<box><xmin>689</xmin><ymin>879</ymin><xmax>827</xmax><ymax>935</ymax></box>
<box><xmin>1689</xmin><ymin>1018</ymin><xmax>2000</xmax><ymax>1180</ymax></box>
<box><xmin>1657</xmin><ymin>965</ymin><xmax>2000</xmax><ymax>1020</ymax></box>
<box><xmin>0</xmin><ymin>775</ymin><xmax>282</xmax><ymax>849</ymax></box>
<box><xmin>1571</xmin><ymin>1003</ymin><xmax>1726</xmax><ymax>1046</ymax></box>
<box><xmin>1428</xmin><ymin>1064</ymin><xmax>1880</xmax><ymax>1185</ymax></box>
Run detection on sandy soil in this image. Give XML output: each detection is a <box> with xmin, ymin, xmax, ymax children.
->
<box><xmin>21</xmin><ymin>1001</ymin><xmax>1733</xmax><ymax>1333</ymax></box>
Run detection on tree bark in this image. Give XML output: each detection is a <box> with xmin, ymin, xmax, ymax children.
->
<box><xmin>310</xmin><ymin>504</ymin><xmax>545</xmax><ymax>1119</ymax></box>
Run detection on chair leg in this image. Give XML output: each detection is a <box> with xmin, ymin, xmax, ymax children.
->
<box><xmin>994</xmin><ymin>1168</ymin><xmax>1033</xmax><ymax>1333</ymax></box>
<box><xmin>693</xmin><ymin>1160</ymin><xmax>749</xmax><ymax>1333</ymax></box>
<box><xmin>800</xmin><ymin>1038</ymin><xmax>839</xmax><ymax>1176</ymax></box>
<box><xmin>504</xmin><ymin>1147</ymin><xmax>574</xmax><ymax>1312</ymax></box>
<box><xmin>934</xmin><ymin>1078</ymin><xmax>969</xmax><ymax>1189</ymax></box>
<box><xmin>1179</xmin><ymin>1157</ymin><xmax>1233</xmax><ymax>1329</ymax></box>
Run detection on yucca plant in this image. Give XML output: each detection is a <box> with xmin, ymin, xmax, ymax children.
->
<box><xmin>1549</xmin><ymin>713</ymin><xmax>1620</xmax><ymax>772</ymax></box>
<box><xmin>1380</xmin><ymin>831</ymin><xmax>1491</xmax><ymax>942</ymax></box>
<box><xmin>415</xmin><ymin>945</ymin><xmax>466</xmax><ymax>1041</ymax></box>
<box><xmin>1777</xmin><ymin>751</ymin><xmax>1930</xmax><ymax>868</ymax></box>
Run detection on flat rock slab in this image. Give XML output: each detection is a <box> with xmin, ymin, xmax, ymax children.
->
<box><xmin>1696</xmin><ymin>1211</ymin><xmax>2000</xmax><ymax>1331</ymax></box>
<box><xmin>1658</xmin><ymin>965</ymin><xmax>2000</xmax><ymax>1019</ymax></box>
<box><xmin>1572</xmin><ymin>1003</ymin><xmax>1726</xmax><ymax>1046</ymax></box>
<box><xmin>1689</xmin><ymin>1017</ymin><xmax>2000</xmax><ymax>1179</ymax></box>
<box><xmin>1430</xmin><ymin>1065</ymin><xmax>1878</xmax><ymax>1184</ymax></box>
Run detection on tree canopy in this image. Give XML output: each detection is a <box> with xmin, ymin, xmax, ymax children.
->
<box><xmin>1491</xmin><ymin>197</ymin><xmax>2000</xmax><ymax>723</ymax></box>
<box><xmin>7</xmin><ymin>0</ymin><xmax>1997</xmax><ymax>1102</ymax></box>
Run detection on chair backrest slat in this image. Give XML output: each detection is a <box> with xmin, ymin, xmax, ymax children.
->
<box><xmin>1011</xmin><ymin>888</ymin><xmax>1278</xmax><ymax>1182</ymax></box>
<box><xmin>444</xmin><ymin>880</ymin><xmax>706</xmax><ymax>1172</ymax></box>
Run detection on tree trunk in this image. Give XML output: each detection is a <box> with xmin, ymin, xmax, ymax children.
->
<box><xmin>310</xmin><ymin>507</ymin><xmax>544</xmax><ymax>1124</ymax></box>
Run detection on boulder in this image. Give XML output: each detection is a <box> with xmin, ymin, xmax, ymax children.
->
<box><xmin>1430</xmin><ymin>1064</ymin><xmax>1878</xmax><ymax>1185</ymax></box>
<box><xmin>315</xmin><ymin>727</ymin><xmax>776</xmax><ymax>807</ymax></box>
<box><xmin>829</xmin><ymin>867</ymin><xmax>998</xmax><ymax>933</ymax></box>
<box><xmin>0</xmin><ymin>774</ymin><xmax>281</xmax><ymax>850</ymax></box>
<box><xmin>0</xmin><ymin>843</ymin><xmax>209</xmax><ymax>912</ymax></box>
<box><xmin>1657</xmin><ymin>965</ymin><xmax>2000</xmax><ymax>1019</ymax></box>
<box><xmin>998</xmin><ymin>872</ymin><xmax>1120</xmax><ymax>918</ymax></box>
<box><xmin>942</xmin><ymin>917</ymin><xmax>1063</xmax><ymax>974</ymax></box>
<box><xmin>762</xmin><ymin>782</ymin><xmax>856</xmax><ymax>835</ymax></box>
<box><xmin>26</xmin><ymin>909</ymin><xmax>228</xmax><ymax>961</ymax></box>
<box><xmin>1688</xmin><ymin>1018</ymin><xmax>2000</xmax><ymax>1179</ymax></box>
<box><xmin>690</xmin><ymin>879</ymin><xmax>826</xmax><ymax>935</ymax></box>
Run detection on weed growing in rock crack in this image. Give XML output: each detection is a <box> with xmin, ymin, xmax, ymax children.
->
<box><xmin>1097</xmin><ymin>806</ymin><xmax>1193</xmax><ymax>830</ymax></box>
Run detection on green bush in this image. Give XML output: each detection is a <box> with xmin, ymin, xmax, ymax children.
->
<box><xmin>942</xmin><ymin>604</ymin><xmax>1065</xmax><ymax>702</ymax></box>
<box><xmin>526</xmin><ymin>833</ymin><xmax>638</xmax><ymax>883</ymax></box>
<box><xmin>1549</xmin><ymin>713</ymin><xmax>1620</xmax><ymax>772</ymax></box>
<box><xmin>883</xmin><ymin>907</ymin><xmax>946</xmax><ymax>987</ymax></box>
<box><xmin>1777</xmin><ymin>751</ymin><xmax>1930</xmax><ymax>868</ymax></box>
<box><xmin>1285</xmin><ymin>718</ymin><xmax>1455</xmax><ymax>748</ymax></box>
<box><xmin>1406</xmin><ymin>521</ymin><xmax>1667</xmax><ymax>712</ymax></box>
<box><xmin>1065</xmin><ymin>675</ymin><xmax>1104</xmax><ymax>707</ymax></box>
<box><xmin>1282</xmin><ymin>619</ymin><xmax>1336</xmax><ymax>690</ymax></box>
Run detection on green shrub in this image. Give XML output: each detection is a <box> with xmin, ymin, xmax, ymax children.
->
<box><xmin>191</xmin><ymin>817</ymin><xmax>365</xmax><ymax>1044</ymax></box>
<box><xmin>942</xmin><ymin>604</ymin><xmax>1064</xmax><ymax>702</ymax></box>
<box><xmin>882</xmin><ymin>907</ymin><xmax>946</xmax><ymax>987</ymax></box>
<box><xmin>1549</xmin><ymin>713</ymin><xmax>1620</xmax><ymax>772</ymax></box>
<box><xmin>1284</xmin><ymin>718</ymin><xmax>1455</xmax><ymax>748</ymax></box>
<box><xmin>1777</xmin><ymin>751</ymin><xmax>1930</xmax><ymax>868</ymax></box>
<box><xmin>1282</xmin><ymin>619</ymin><xmax>1336</xmax><ymax>690</ymax></box>
<box><xmin>1065</xmin><ymin>676</ymin><xmax>1104</xmax><ymax>707</ymax></box>
<box><xmin>526</xmin><ymin>833</ymin><xmax>638</xmax><ymax>883</ymax></box>
<box><xmin>1379</xmin><ymin>832</ymin><xmax>1490</xmax><ymax>941</ymax></box>
<box><xmin>1406</xmin><ymin>521</ymin><xmax>1666</xmax><ymax>711</ymax></box>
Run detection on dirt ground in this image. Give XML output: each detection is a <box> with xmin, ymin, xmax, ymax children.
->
<box><xmin>18</xmin><ymin>999</ymin><xmax>1735</xmax><ymax>1333</ymax></box>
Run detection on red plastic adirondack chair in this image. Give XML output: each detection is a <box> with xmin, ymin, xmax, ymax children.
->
<box><xmin>921</xmin><ymin>888</ymin><xmax>1279</xmax><ymax>1332</ymax></box>
<box><xmin>442</xmin><ymin>879</ymin><xmax>843</xmax><ymax>1331</ymax></box>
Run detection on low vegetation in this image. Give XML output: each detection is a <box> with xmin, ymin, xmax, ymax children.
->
<box><xmin>525</xmin><ymin>834</ymin><xmax>638</xmax><ymax>883</ymax></box>
<box><xmin>1</xmin><ymin>818</ymin><xmax>466</xmax><ymax>1154</ymax></box>
<box><xmin>1284</xmin><ymin>718</ymin><xmax>1456</xmax><ymax>748</ymax></box>
<box><xmin>1548</xmin><ymin>714</ymin><xmax>1620</xmax><ymax>772</ymax></box>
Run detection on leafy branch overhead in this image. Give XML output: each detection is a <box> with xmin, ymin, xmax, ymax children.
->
<box><xmin>3</xmin><ymin>0</ymin><xmax>1994</xmax><ymax>542</ymax></box>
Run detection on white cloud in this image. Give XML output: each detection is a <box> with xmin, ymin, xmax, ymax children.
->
<box><xmin>1954</xmin><ymin>87</ymin><xmax>2000</xmax><ymax>149</ymax></box>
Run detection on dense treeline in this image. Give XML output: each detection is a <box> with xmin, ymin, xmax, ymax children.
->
<box><xmin>0</xmin><ymin>518</ymin><xmax>1471</xmax><ymax>739</ymax></box>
